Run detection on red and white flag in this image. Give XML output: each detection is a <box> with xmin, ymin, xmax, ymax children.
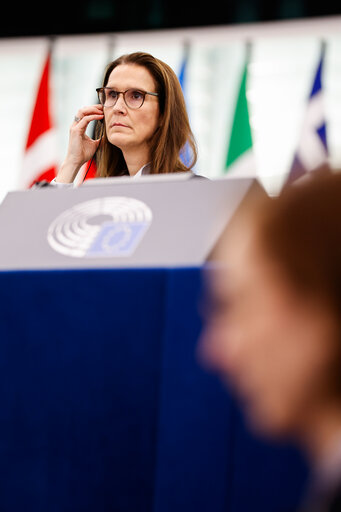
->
<box><xmin>21</xmin><ymin>51</ymin><xmax>57</xmax><ymax>188</ymax></box>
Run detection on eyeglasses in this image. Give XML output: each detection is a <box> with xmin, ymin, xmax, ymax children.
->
<box><xmin>96</xmin><ymin>87</ymin><xmax>158</xmax><ymax>109</ymax></box>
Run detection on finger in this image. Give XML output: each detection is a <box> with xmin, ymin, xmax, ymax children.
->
<box><xmin>71</xmin><ymin>113</ymin><xmax>104</xmax><ymax>131</ymax></box>
<box><xmin>73</xmin><ymin>111</ymin><xmax>103</xmax><ymax>124</ymax></box>
<box><xmin>74</xmin><ymin>105</ymin><xmax>104</xmax><ymax>121</ymax></box>
<box><xmin>77</xmin><ymin>104</ymin><xmax>103</xmax><ymax>115</ymax></box>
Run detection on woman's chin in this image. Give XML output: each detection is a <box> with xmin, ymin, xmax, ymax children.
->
<box><xmin>108</xmin><ymin>133</ymin><xmax>133</xmax><ymax>149</ymax></box>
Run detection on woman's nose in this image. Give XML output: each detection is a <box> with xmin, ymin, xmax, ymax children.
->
<box><xmin>113</xmin><ymin>94</ymin><xmax>127</xmax><ymax>113</ymax></box>
<box><xmin>198</xmin><ymin>320</ymin><xmax>245</xmax><ymax>378</ymax></box>
<box><xmin>198</xmin><ymin>322</ymin><xmax>229</xmax><ymax>372</ymax></box>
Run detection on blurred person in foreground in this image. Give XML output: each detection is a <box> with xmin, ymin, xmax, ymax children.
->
<box><xmin>200</xmin><ymin>169</ymin><xmax>341</xmax><ymax>512</ymax></box>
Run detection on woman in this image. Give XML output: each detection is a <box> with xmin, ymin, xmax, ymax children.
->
<box><xmin>200</xmin><ymin>169</ymin><xmax>341</xmax><ymax>511</ymax></box>
<box><xmin>55</xmin><ymin>51</ymin><xmax>197</xmax><ymax>184</ymax></box>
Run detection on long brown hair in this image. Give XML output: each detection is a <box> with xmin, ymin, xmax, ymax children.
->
<box><xmin>95</xmin><ymin>52</ymin><xmax>197</xmax><ymax>177</ymax></box>
<box><xmin>255</xmin><ymin>168</ymin><xmax>341</xmax><ymax>316</ymax></box>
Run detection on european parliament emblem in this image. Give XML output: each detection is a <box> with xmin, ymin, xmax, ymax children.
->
<box><xmin>86</xmin><ymin>222</ymin><xmax>149</xmax><ymax>257</ymax></box>
<box><xmin>47</xmin><ymin>197</ymin><xmax>152</xmax><ymax>258</ymax></box>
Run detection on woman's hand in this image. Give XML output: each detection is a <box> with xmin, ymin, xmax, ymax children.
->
<box><xmin>55</xmin><ymin>104</ymin><xmax>104</xmax><ymax>183</ymax></box>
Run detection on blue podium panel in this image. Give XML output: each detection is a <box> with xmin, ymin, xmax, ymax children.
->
<box><xmin>153</xmin><ymin>268</ymin><xmax>235</xmax><ymax>512</ymax></box>
<box><xmin>0</xmin><ymin>268</ymin><xmax>308</xmax><ymax>512</ymax></box>
<box><xmin>0</xmin><ymin>269</ymin><xmax>166</xmax><ymax>512</ymax></box>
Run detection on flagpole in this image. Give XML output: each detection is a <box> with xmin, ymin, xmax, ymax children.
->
<box><xmin>320</xmin><ymin>38</ymin><xmax>326</xmax><ymax>59</ymax></box>
<box><xmin>245</xmin><ymin>39</ymin><xmax>252</xmax><ymax>65</ymax></box>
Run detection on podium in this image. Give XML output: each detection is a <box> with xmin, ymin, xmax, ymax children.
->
<box><xmin>0</xmin><ymin>176</ymin><xmax>308</xmax><ymax>511</ymax></box>
<box><xmin>0</xmin><ymin>174</ymin><xmax>257</xmax><ymax>270</ymax></box>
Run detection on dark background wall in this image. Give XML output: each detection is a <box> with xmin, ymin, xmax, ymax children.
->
<box><xmin>2</xmin><ymin>1</ymin><xmax>341</xmax><ymax>38</ymax></box>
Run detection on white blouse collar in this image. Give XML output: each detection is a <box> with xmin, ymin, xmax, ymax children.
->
<box><xmin>134</xmin><ymin>163</ymin><xmax>151</xmax><ymax>178</ymax></box>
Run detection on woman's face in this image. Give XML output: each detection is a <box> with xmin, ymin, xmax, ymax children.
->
<box><xmin>200</xmin><ymin>223</ymin><xmax>340</xmax><ymax>439</ymax></box>
<box><xmin>104</xmin><ymin>64</ymin><xmax>160</xmax><ymax>154</ymax></box>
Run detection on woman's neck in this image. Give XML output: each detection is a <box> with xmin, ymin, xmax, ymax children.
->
<box><xmin>122</xmin><ymin>146</ymin><xmax>150</xmax><ymax>176</ymax></box>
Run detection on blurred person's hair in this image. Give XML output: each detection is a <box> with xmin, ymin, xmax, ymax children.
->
<box><xmin>213</xmin><ymin>166</ymin><xmax>341</xmax><ymax>397</ymax></box>
<box><xmin>254</xmin><ymin>166</ymin><xmax>341</xmax><ymax>318</ymax></box>
<box><xmin>95</xmin><ymin>52</ymin><xmax>197</xmax><ymax>177</ymax></box>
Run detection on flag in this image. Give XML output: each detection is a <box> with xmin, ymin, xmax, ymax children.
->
<box><xmin>21</xmin><ymin>49</ymin><xmax>57</xmax><ymax>188</ymax></box>
<box><xmin>178</xmin><ymin>42</ymin><xmax>193</xmax><ymax>169</ymax></box>
<box><xmin>225</xmin><ymin>44</ymin><xmax>255</xmax><ymax>176</ymax></box>
<box><xmin>286</xmin><ymin>42</ymin><xmax>328</xmax><ymax>185</ymax></box>
<box><xmin>178</xmin><ymin>44</ymin><xmax>188</xmax><ymax>91</ymax></box>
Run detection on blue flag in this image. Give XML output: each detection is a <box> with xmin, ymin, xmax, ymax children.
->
<box><xmin>178</xmin><ymin>43</ymin><xmax>193</xmax><ymax>168</ymax></box>
<box><xmin>286</xmin><ymin>42</ymin><xmax>328</xmax><ymax>184</ymax></box>
<box><xmin>178</xmin><ymin>51</ymin><xmax>187</xmax><ymax>91</ymax></box>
